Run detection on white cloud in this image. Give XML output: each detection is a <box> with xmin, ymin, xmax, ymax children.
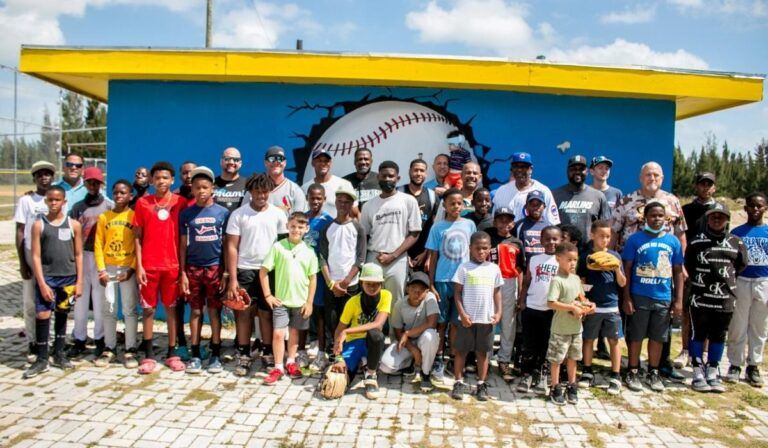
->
<box><xmin>668</xmin><ymin>0</ymin><xmax>767</xmax><ymax>16</ymax></box>
<box><xmin>405</xmin><ymin>0</ymin><xmax>545</xmax><ymax>55</ymax></box>
<box><xmin>547</xmin><ymin>38</ymin><xmax>709</xmax><ymax>70</ymax></box>
<box><xmin>668</xmin><ymin>0</ymin><xmax>704</xmax><ymax>8</ymax></box>
<box><xmin>600</xmin><ymin>4</ymin><xmax>657</xmax><ymax>24</ymax></box>
<box><xmin>213</xmin><ymin>3</ymin><xmax>323</xmax><ymax>49</ymax></box>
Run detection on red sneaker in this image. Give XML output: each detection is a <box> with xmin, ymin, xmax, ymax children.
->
<box><xmin>286</xmin><ymin>362</ymin><xmax>303</xmax><ymax>379</ymax></box>
<box><xmin>264</xmin><ymin>368</ymin><xmax>284</xmax><ymax>385</ymax></box>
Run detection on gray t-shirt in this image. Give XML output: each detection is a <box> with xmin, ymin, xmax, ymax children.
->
<box><xmin>360</xmin><ymin>192</ymin><xmax>422</xmax><ymax>253</ymax></box>
<box><xmin>269</xmin><ymin>178</ymin><xmax>308</xmax><ymax>215</ymax></box>
<box><xmin>391</xmin><ymin>292</ymin><xmax>439</xmax><ymax>332</ymax></box>
<box><xmin>601</xmin><ymin>186</ymin><xmax>624</xmax><ymax>210</ymax></box>
<box><xmin>552</xmin><ymin>184</ymin><xmax>611</xmax><ymax>241</ymax></box>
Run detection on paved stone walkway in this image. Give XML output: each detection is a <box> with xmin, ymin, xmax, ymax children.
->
<box><xmin>0</xmin><ymin>249</ymin><xmax>767</xmax><ymax>447</ymax></box>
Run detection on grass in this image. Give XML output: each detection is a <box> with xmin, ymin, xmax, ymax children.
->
<box><xmin>278</xmin><ymin>439</ymin><xmax>308</xmax><ymax>448</ymax></box>
<box><xmin>179</xmin><ymin>389</ymin><xmax>220</xmax><ymax>406</ymax></box>
<box><xmin>580</xmin><ymin>420</ymin><xmax>626</xmax><ymax>448</ymax></box>
<box><xmin>3</xmin><ymin>430</ymin><xmax>35</xmax><ymax>447</ymax></box>
<box><xmin>74</xmin><ymin>380</ymin><xmax>89</xmax><ymax>387</ymax></box>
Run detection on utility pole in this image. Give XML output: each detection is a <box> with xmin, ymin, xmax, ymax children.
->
<box><xmin>12</xmin><ymin>68</ymin><xmax>17</xmax><ymax>207</ymax></box>
<box><xmin>206</xmin><ymin>0</ymin><xmax>213</xmax><ymax>48</ymax></box>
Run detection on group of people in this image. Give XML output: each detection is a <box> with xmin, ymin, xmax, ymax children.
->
<box><xmin>13</xmin><ymin>135</ymin><xmax>768</xmax><ymax>405</ymax></box>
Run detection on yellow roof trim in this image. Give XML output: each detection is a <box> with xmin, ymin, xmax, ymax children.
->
<box><xmin>19</xmin><ymin>46</ymin><xmax>764</xmax><ymax>120</ymax></box>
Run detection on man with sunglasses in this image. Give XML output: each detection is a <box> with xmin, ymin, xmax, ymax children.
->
<box><xmin>56</xmin><ymin>153</ymin><xmax>87</xmax><ymax>214</ymax></box>
<box><xmin>214</xmin><ymin>147</ymin><xmax>247</xmax><ymax>213</ymax></box>
<box><xmin>265</xmin><ymin>146</ymin><xmax>307</xmax><ymax>214</ymax></box>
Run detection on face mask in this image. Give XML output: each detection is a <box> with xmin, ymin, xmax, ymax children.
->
<box><xmin>643</xmin><ymin>223</ymin><xmax>664</xmax><ymax>234</ymax></box>
<box><xmin>379</xmin><ymin>180</ymin><xmax>397</xmax><ymax>193</ymax></box>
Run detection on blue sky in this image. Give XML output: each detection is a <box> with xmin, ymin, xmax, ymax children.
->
<box><xmin>0</xmin><ymin>0</ymin><xmax>765</xmax><ymax>155</ymax></box>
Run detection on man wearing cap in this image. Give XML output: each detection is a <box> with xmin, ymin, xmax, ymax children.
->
<box><xmin>265</xmin><ymin>146</ymin><xmax>307</xmax><ymax>215</ymax></box>
<box><xmin>342</xmin><ymin>147</ymin><xmax>380</xmax><ymax>211</ymax></box>
<box><xmin>56</xmin><ymin>153</ymin><xmax>88</xmax><ymax>214</ymax></box>
<box><xmin>590</xmin><ymin>156</ymin><xmax>623</xmax><ymax>210</ymax></box>
<box><xmin>301</xmin><ymin>148</ymin><xmax>355</xmax><ymax>218</ymax></box>
<box><xmin>684</xmin><ymin>202</ymin><xmax>748</xmax><ymax>392</ymax></box>
<box><xmin>552</xmin><ymin>155</ymin><xmax>611</xmax><ymax>244</ymax></box>
<box><xmin>214</xmin><ymin>147</ymin><xmax>247</xmax><ymax>213</ymax></box>
<box><xmin>15</xmin><ymin>161</ymin><xmax>56</xmax><ymax>362</ymax></box>
<box><xmin>398</xmin><ymin>158</ymin><xmax>439</xmax><ymax>271</ymax></box>
<box><xmin>492</xmin><ymin>152</ymin><xmax>560</xmax><ymax>226</ymax></box>
<box><xmin>68</xmin><ymin>167</ymin><xmax>114</xmax><ymax>359</ymax></box>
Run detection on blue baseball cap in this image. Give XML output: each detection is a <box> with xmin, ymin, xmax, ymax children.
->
<box><xmin>526</xmin><ymin>190</ymin><xmax>545</xmax><ymax>204</ymax></box>
<box><xmin>590</xmin><ymin>155</ymin><xmax>613</xmax><ymax>168</ymax></box>
<box><xmin>511</xmin><ymin>152</ymin><xmax>533</xmax><ymax>166</ymax></box>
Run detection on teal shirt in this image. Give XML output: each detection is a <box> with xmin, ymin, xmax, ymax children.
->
<box><xmin>262</xmin><ymin>238</ymin><xmax>319</xmax><ymax>308</ymax></box>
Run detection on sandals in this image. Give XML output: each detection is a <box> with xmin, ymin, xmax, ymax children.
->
<box><xmin>164</xmin><ymin>356</ymin><xmax>186</xmax><ymax>372</ymax></box>
<box><xmin>138</xmin><ymin>358</ymin><xmax>158</xmax><ymax>375</ymax></box>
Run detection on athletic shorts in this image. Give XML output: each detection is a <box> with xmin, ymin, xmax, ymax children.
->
<box><xmin>185</xmin><ymin>265</ymin><xmax>223</xmax><ymax>310</ymax></box>
<box><xmin>689</xmin><ymin>306</ymin><xmax>732</xmax><ymax>344</ymax></box>
<box><xmin>454</xmin><ymin>323</ymin><xmax>494</xmax><ymax>354</ymax></box>
<box><xmin>625</xmin><ymin>295</ymin><xmax>671</xmax><ymax>343</ymax></box>
<box><xmin>140</xmin><ymin>269</ymin><xmax>179</xmax><ymax>309</ymax></box>
<box><xmin>236</xmin><ymin>269</ymin><xmax>267</xmax><ymax>312</ymax></box>
<box><xmin>435</xmin><ymin>281</ymin><xmax>458</xmax><ymax>324</ymax></box>
<box><xmin>273</xmin><ymin>305</ymin><xmax>309</xmax><ymax>330</ymax></box>
<box><xmin>546</xmin><ymin>333</ymin><xmax>583</xmax><ymax>364</ymax></box>
<box><xmin>582</xmin><ymin>312</ymin><xmax>623</xmax><ymax>340</ymax></box>
<box><xmin>35</xmin><ymin>275</ymin><xmax>77</xmax><ymax>313</ymax></box>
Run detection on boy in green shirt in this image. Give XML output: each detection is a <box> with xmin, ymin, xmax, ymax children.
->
<box><xmin>547</xmin><ymin>242</ymin><xmax>595</xmax><ymax>405</ymax></box>
<box><xmin>260</xmin><ymin>212</ymin><xmax>319</xmax><ymax>385</ymax></box>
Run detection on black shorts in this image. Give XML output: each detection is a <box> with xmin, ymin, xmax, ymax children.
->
<box><xmin>689</xmin><ymin>307</ymin><xmax>732</xmax><ymax>343</ymax></box>
<box><xmin>236</xmin><ymin>269</ymin><xmax>270</xmax><ymax>312</ymax></box>
<box><xmin>625</xmin><ymin>295</ymin><xmax>671</xmax><ymax>343</ymax></box>
<box><xmin>454</xmin><ymin>323</ymin><xmax>494</xmax><ymax>354</ymax></box>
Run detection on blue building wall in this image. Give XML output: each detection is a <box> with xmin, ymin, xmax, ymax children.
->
<box><xmin>107</xmin><ymin>81</ymin><xmax>675</xmax><ymax>194</ymax></box>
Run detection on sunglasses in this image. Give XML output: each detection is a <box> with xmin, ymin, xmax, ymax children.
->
<box><xmin>266</xmin><ymin>155</ymin><xmax>286</xmax><ymax>163</ymax></box>
<box><xmin>65</xmin><ymin>162</ymin><xmax>84</xmax><ymax>168</ymax></box>
<box><xmin>223</xmin><ymin>157</ymin><xmax>241</xmax><ymax>163</ymax></box>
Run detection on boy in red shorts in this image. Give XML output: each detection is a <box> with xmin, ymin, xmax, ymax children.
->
<box><xmin>179</xmin><ymin>167</ymin><xmax>229</xmax><ymax>374</ymax></box>
<box><xmin>133</xmin><ymin>161</ymin><xmax>188</xmax><ymax>373</ymax></box>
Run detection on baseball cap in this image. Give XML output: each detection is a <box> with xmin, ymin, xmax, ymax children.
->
<box><xmin>494</xmin><ymin>207</ymin><xmax>515</xmax><ymax>219</ymax></box>
<box><xmin>265</xmin><ymin>145</ymin><xmax>285</xmax><ymax>159</ymax></box>
<box><xmin>568</xmin><ymin>155</ymin><xmax>588</xmax><ymax>167</ymax></box>
<box><xmin>30</xmin><ymin>161</ymin><xmax>56</xmax><ymax>175</ymax></box>
<box><xmin>526</xmin><ymin>190</ymin><xmax>545</xmax><ymax>204</ymax></box>
<box><xmin>359</xmin><ymin>263</ymin><xmax>384</xmax><ymax>282</ymax></box>
<box><xmin>312</xmin><ymin>148</ymin><xmax>333</xmax><ymax>160</ymax></box>
<box><xmin>705</xmin><ymin>202</ymin><xmax>730</xmax><ymax>218</ymax></box>
<box><xmin>407</xmin><ymin>271</ymin><xmax>430</xmax><ymax>287</ymax></box>
<box><xmin>83</xmin><ymin>167</ymin><xmax>104</xmax><ymax>183</ymax></box>
<box><xmin>590</xmin><ymin>155</ymin><xmax>613</xmax><ymax>168</ymax></box>
<box><xmin>695</xmin><ymin>172</ymin><xmax>716</xmax><ymax>184</ymax></box>
<box><xmin>190</xmin><ymin>166</ymin><xmax>215</xmax><ymax>183</ymax></box>
<box><xmin>511</xmin><ymin>152</ymin><xmax>533</xmax><ymax>166</ymax></box>
<box><xmin>335</xmin><ymin>185</ymin><xmax>358</xmax><ymax>201</ymax></box>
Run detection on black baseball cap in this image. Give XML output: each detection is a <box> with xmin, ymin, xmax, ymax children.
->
<box><xmin>705</xmin><ymin>202</ymin><xmax>730</xmax><ymax>218</ymax></box>
<box><xmin>590</xmin><ymin>155</ymin><xmax>613</xmax><ymax>168</ymax></box>
<box><xmin>407</xmin><ymin>271</ymin><xmax>430</xmax><ymax>287</ymax></box>
<box><xmin>265</xmin><ymin>146</ymin><xmax>285</xmax><ymax>159</ymax></box>
<box><xmin>526</xmin><ymin>190</ymin><xmax>545</xmax><ymax>204</ymax></box>
<box><xmin>695</xmin><ymin>172</ymin><xmax>716</xmax><ymax>184</ymax></box>
<box><xmin>312</xmin><ymin>148</ymin><xmax>333</xmax><ymax>160</ymax></box>
<box><xmin>494</xmin><ymin>207</ymin><xmax>515</xmax><ymax>219</ymax></box>
<box><xmin>568</xmin><ymin>155</ymin><xmax>588</xmax><ymax>167</ymax></box>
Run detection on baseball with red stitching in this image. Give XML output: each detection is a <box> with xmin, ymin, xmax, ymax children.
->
<box><xmin>303</xmin><ymin>100</ymin><xmax>459</xmax><ymax>184</ymax></box>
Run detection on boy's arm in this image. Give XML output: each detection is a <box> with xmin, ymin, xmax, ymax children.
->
<box><xmin>345</xmin><ymin>312</ymin><xmax>390</xmax><ymax>336</ymax></box>
<box><xmin>15</xmin><ymin>222</ymin><xmax>30</xmax><ymax>279</ymax></box>
<box><xmin>178</xmin><ymin>234</ymin><xmax>189</xmax><ymax>295</ymax></box>
<box><xmin>71</xmin><ymin>220</ymin><xmax>84</xmax><ymax>298</ymax></box>
<box><xmin>134</xmin><ymin>226</ymin><xmax>146</xmax><ymax>286</ymax></box>
<box><xmin>403</xmin><ymin>313</ymin><xmax>438</xmax><ymax>339</ymax></box>
<box><xmin>492</xmin><ymin>286</ymin><xmax>502</xmax><ymax>324</ymax></box>
<box><xmin>518</xmin><ymin>270</ymin><xmax>531</xmax><ymax>310</ymax></box>
<box><xmin>344</xmin><ymin>222</ymin><xmax>367</xmax><ymax>287</ymax></box>
<box><xmin>259</xmin><ymin>266</ymin><xmax>280</xmax><ymax>309</ymax></box>
<box><xmin>333</xmin><ymin>321</ymin><xmax>350</xmax><ymax>356</ymax></box>
<box><xmin>614</xmin><ymin>263</ymin><xmax>627</xmax><ymax>287</ymax></box>
<box><xmin>93</xmin><ymin>214</ymin><xmax>107</xmax><ymax>272</ymax></box>
<box><xmin>225</xmin><ymin>234</ymin><xmax>240</xmax><ymax>297</ymax></box>
<box><xmin>302</xmin><ymin>274</ymin><xmax>316</xmax><ymax>319</ymax></box>
<box><xmin>672</xmin><ymin>265</ymin><xmax>684</xmax><ymax>316</ymax></box>
<box><xmin>30</xmin><ymin>220</ymin><xmax>52</xmax><ymax>301</ymax></box>
<box><xmin>454</xmin><ymin>282</ymin><xmax>470</xmax><ymax>326</ymax></box>
<box><xmin>622</xmin><ymin>259</ymin><xmax>634</xmax><ymax>314</ymax></box>
<box><xmin>427</xmin><ymin>249</ymin><xmax>439</xmax><ymax>299</ymax></box>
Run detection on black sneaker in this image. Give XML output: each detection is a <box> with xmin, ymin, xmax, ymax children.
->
<box><xmin>420</xmin><ymin>373</ymin><xmax>434</xmax><ymax>393</ymax></box>
<box><xmin>94</xmin><ymin>338</ymin><xmax>106</xmax><ymax>358</ymax></box>
<box><xmin>516</xmin><ymin>374</ymin><xmax>532</xmax><ymax>393</ymax></box>
<box><xmin>625</xmin><ymin>369</ymin><xmax>643</xmax><ymax>392</ymax></box>
<box><xmin>566</xmin><ymin>383</ymin><xmax>579</xmax><ymax>404</ymax></box>
<box><xmin>646</xmin><ymin>369</ymin><xmax>665</xmax><ymax>392</ymax></box>
<box><xmin>451</xmin><ymin>380</ymin><xmax>469</xmax><ymax>400</ymax></box>
<box><xmin>659</xmin><ymin>365</ymin><xmax>684</xmax><ymax>383</ymax></box>
<box><xmin>747</xmin><ymin>365</ymin><xmax>764</xmax><ymax>387</ymax></box>
<box><xmin>51</xmin><ymin>352</ymin><xmax>74</xmax><ymax>370</ymax></box>
<box><xmin>66</xmin><ymin>340</ymin><xmax>86</xmax><ymax>360</ymax></box>
<box><xmin>23</xmin><ymin>359</ymin><xmax>49</xmax><ymax>379</ymax></box>
<box><xmin>234</xmin><ymin>355</ymin><xmax>252</xmax><ymax>377</ymax></box>
<box><xmin>550</xmin><ymin>384</ymin><xmax>566</xmax><ymax>405</ymax></box>
<box><xmin>401</xmin><ymin>364</ymin><xmax>416</xmax><ymax>376</ymax></box>
<box><xmin>724</xmin><ymin>365</ymin><xmax>741</xmax><ymax>383</ymax></box>
<box><xmin>476</xmin><ymin>382</ymin><xmax>490</xmax><ymax>401</ymax></box>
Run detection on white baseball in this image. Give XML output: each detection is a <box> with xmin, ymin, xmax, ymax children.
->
<box><xmin>304</xmin><ymin>100</ymin><xmax>459</xmax><ymax>185</ymax></box>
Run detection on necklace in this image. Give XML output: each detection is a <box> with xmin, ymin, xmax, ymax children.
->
<box><xmin>154</xmin><ymin>193</ymin><xmax>173</xmax><ymax>221</ymax></box>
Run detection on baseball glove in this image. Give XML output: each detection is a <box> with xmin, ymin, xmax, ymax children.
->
<box><xmin>222</xmin><ymin>287</ymin><xmax>251</xmax><ymax>311</ymax></box>
<box><xmin>587</xmin><ymin>251</ymin><xmax>621</xmax><ymax>271</ymax></box>
<box><xmin>319</xmin><ymin>361</ymin><xmax>348</xmax><ymax>400</ymax></box>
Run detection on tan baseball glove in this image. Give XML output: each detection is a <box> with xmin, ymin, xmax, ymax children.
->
<box><xmin>587</xmin><ymin>251</ymin><xmax>621</xmax><ymax>272</ymax></box>
<box><xmin>319</xmin><ymin>361</ymin><xmax>348</xmax><ymax>400</ymax></box>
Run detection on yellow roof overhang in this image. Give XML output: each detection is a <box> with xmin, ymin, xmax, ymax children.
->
<box><xmin>19</xmin><ymin>46</ymin><xmax>764</xmax><ymax>120</ymax></box>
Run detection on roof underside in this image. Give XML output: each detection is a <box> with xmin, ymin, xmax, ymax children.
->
<box><xmin>19</xmin><ymin>46</ymin><xmax>764</xmax><ymax>120</ymax></box>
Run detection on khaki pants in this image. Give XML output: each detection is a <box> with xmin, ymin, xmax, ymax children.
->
<box><xmin>728</xmin><ymin>277</ymin><xmax>768</xmax><ymax>367</ymax></box>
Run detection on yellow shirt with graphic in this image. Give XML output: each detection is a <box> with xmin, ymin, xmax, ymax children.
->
<box><xmin>94</xmin><ymin>209</ymin><xmax>136</xmax><ymax>270</ymax></box>
<box><xmin>340</xmin><ymin>289</ymin><xmax>392</xmax><ymax>342</ymax></box>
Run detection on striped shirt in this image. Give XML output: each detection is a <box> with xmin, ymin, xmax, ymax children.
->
<box><xmin>452</xmin><ymin>260</ymin><xmax>503</xmax><ymax>324</ymax></box>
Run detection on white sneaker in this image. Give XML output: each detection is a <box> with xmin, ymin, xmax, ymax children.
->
<box><xmin>673</xmin><ymin>349</ymin><xmax>690</xmax><ymax>369</ymax></box>
<box><xmin>306</xmin><ymin>341</ymin><xmax>319</xmax><ymax>358</ymax></box>
<box><xmin>431</xmin><ymin>358</ymin><xmax>446</xmax><ymax>384</ymax></box>
<box><xmin>309</xmin><ymin>352</ymin><xmax>329</xmax><ymax>373</ymax></box>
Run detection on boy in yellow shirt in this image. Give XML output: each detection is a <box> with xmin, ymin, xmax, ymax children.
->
<box><xmin>94</xmin><ymin>179</ymin><xmax>139</xmax><ymax>368</ymax></box>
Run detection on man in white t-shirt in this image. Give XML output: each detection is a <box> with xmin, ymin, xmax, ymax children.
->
<box><xmin>301</xmin><ymin>148</ymin><xmax>355</xmax><ymax>218</ymax></box>
<box><xmin>14</xmin><ymin>161</ymin><xmax>56</xmax><ymax>362</ymax></box>
<box><xmin>361</xmin><ymin>161</ymin><xmax>422</xmax><ymax>304</ymax></box>
<box><xmin>492</xmin><ymin>152</ymin><xmax>560</xmax><ymax>225</ymax></box>
<box><xmin>265</xmin><ymin>146</ymin><xmax>307</xmax><ymax>215</ymax></box>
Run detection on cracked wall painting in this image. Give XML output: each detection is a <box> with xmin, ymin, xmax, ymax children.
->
<box><xmin>107</xmin><ymin>81</ymin><xmax>675</xmax><ymax>193</ymax></box>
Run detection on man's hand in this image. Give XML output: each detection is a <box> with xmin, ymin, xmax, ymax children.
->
<box><xmin>333</xmin><ymin>331</ymin><xmax>346</xmax><ymax>355</ymax></box>
<box><xmin>137</xmin><ymin>266</ymin><xmax>148</xmax><ymax>287</ymax></box>
<box><xmin>40</xmin><ymin>284</ymin><xmax>54</xmax><ymax>302</ymax></box>
<box><xmin>491</xmin><ymin>312</ymin><xmax>502</xmax><ymax>325</ymax></box>
<box><xmin>98</xmin><ymin>270</ymin><xmax>110</xmax><ymax>287</ymax></box>
<box><xmin>460</xmin><ymin>312</ymin><xmax>472</xmax><ymax>328</ymax></box>
<box><xmin>74</xmin><ymin>281</ymin><xmax>83</xmax><ymax>299</ymax></box>
<box><xmin>226</xmin><ymin>278</ymin><xmax>240</xmax><ymax>300</ymax></box>
<box><xmin>376</xmin><ymin>252</ymin><xmax>396</xmax><ymax>266</ymax></box>
<box><xmin>179</xmin><ymin>272</ymin><xmax>190</xmax><ymax>296</ymax></box>
<box><xmin>117</xmin><ymin>269</ymin><xmax>134</xmax><ymax>282</ymax></box>
<box><xmin>623</xmin><ymin>298</ymin><xmax>635</xmax><ymax>316</ymax></box>
<box><xmin>332</xmin><ymin>282</ymin><xmax>347</xmax><ymax>297</ymax></box>
<box><xmin>301</xmin><ymin>302</ymin><xmax>313</xmax><ymax>319</ymax></box>
<box><xmin>516</xmin><ymin>300</ymin><xmax>526</xmax><ymax>312</ymax></box>
<box><xmin>671</xmin><ymin>300</ymin><xmax>683</xmax><ymax>317</ymax></box>
<box><xmin>410</xmin><ymin>251</ymin><xmax>428</xmax><ymax>268</ymax></box>
<box><xmin>265</xmin><ymin>295</ymin><xmax>282</xmax><ymax>310</ymax></box>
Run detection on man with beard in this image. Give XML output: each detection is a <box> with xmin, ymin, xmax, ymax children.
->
<box><xmin>435</xmin><ymin>162</ymin><xmax>482</xmax><ymax>220</ymax></box>
<box><xmin>343</xmin><ymin>148</ymin><xmax>380</xmax><ymax>211</ymax></box>
<box><xmin>214</xmin><ymin>147</ymin><xmax>247</xmax><ymax>213</ymax></box>
<box><xmin>265</xmin><ymin>146</ymin><xmax>307</xmax><ymax>215</ymax></box>
<box><xmin>552</xmin><ymin>155</ymin><xmax>611</xmax><ymax>245</ymax></box>
<box><xmin>174</xmin><ymin>161</ymin><xmax>197</xmax><ymax>203</ymax></box>
<box><xmin>398</xmin><ymin>158</ymin><xmax>438</xmax><ymax>271</ymax></box>
<box><xmin>130</xmin><ymin>167</ymin><xmax>149</xmax><ymax>208</ymax></box>
<box><xmin>15</xmin><ymin>161</ymin><xmax>56</xmax><ymax>362</ymax></box>
<box><xmin>590</xmin><ymin>156</ymin><xmax>623</xmax><ymax>210</ymax></box>
<box><xmin>361</xmin><ymin>161</ymin><xmax>422</xmax><ymax>305</ymax></box>
<box><xmin>301</xmin><ymin>149</ymin><xmax>355</xmax><ymax>218</ymax></box>
<box><xmin>492</xmin><ymin>153</ymin><xmax>560</xmax><ymax>225</ymax></box>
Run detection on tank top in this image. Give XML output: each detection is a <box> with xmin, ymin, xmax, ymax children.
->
<box><xmin>40</xmin><ymin>215</ymin><xmax>76</xmax><ymax>277</ymax></box>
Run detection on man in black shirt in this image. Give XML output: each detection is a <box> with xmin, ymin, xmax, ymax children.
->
<box><xmin>214</xmin><ymin>147</ymin><xmax>247</xmax><ymax>213</ymax></box>
<box><xmin>343</xmin><ymin>148</ymin><xmax>380</xmax><ymax>211</ymax></box>
<box><xmin>398</xmin><ymin>158</ymin><xmax>438</xmax><ymax>271</ymax></box>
